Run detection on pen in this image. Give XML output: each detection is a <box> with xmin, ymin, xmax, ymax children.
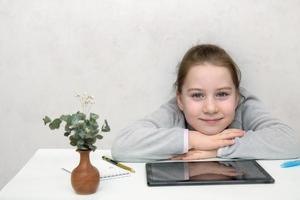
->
<box><xmin>102</xmin><ymin>156</ymin><xmax>135</xmax><ymax>173</ymax></box>
<box><xmin>280</xmin><ymin>160</ymin><xmax>300</xmax><ymax>168</ymax></box>
<box><xmin>61</xmin><ymin>168</ymin><xmax>71</xmax><ymax>173</ymax></box>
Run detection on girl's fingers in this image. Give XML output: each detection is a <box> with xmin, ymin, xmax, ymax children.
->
<box><xmin>218</xmin><ymin>139</ymin><xmax>235</xmax><ymax>147</ymax></box>
<box><xmin>182</xmin><ymin>154</ymin><xmax>201</xmax><ymax>160</ymax></box>
<box><xmin>171</xmin><ymin>156</ymin><xmax>182</xmax><ymax>160</ymax></box>
<box><xmin>220</xmin><ymin>130</ymin><xmax>245</xmax><ymax>139</ymax></box>
<box><xmin>171</xmin><ymin>153</ymin><xmax>188</xmax><ymax>160</ymax></box>
<box><xmin>221</xmin><ymin>129</ymin><xmax>244</xmax><ymax>135</ymax></box>
<box><xmin>172</xmin><ymin>152</ymin><xmax>200</xmax><ymax>160</ymax></box>
<box><xmin>182</xmin><ymin>156</ymin><xmax>194</xmax><ymax>160</ymax></box>
<box><xmin>217</xmin><ymin>130</ymin><xmax>245</xmax><ymax>147</ymax></box>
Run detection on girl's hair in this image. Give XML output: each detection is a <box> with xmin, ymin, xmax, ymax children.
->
<box><xmin>174</xmin><ymin>44</ymin><xmax>241</xmax><ymax>93</ymax></box>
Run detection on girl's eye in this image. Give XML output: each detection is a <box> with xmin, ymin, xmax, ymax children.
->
<box><xmin>191</xmin><ymin>93</ymin><xmax>205</xmax><ymax>99</ymax></box>
<box><xmin>216</xmin><ymin>92</ymin><xmax>229</xmax><ymax>98</ymax></box>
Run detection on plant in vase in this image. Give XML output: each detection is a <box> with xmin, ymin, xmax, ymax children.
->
<box><xmin>43</xmin><ymin>93</ymin><xmax>110</xmax><ymax>195</ymax></box>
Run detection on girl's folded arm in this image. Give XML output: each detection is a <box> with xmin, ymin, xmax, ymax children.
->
<box><xmin>111</xmin><ymin>98</ymin><xmax>187</xmax><ymax>162</ymax></box>
<box><xmin>218</xmin><ymin>91</ymin><xmax>300</xmax><ymax>159</ymax></box>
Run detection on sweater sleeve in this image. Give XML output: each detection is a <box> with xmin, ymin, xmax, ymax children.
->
<box><xmin>218</xmin><ymin>89</ymin><xmax>300</xmax><ymax>159</ymax></box>
<box><xmin>111</xmin><ymin>98</ymin><xmax>187</xmax><ymax>162</ymax></box>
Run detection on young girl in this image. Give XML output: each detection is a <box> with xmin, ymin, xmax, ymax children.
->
<box><xmin>112</xmin><ymin>44</ymin><xmax>300</xmax><ymax>162</ymax></box>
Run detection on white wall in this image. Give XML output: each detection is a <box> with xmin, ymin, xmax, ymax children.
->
<box><xmin>1</xmin><ymin>0</ymin><xmax>300</xmax><ymax>189</ymax></box>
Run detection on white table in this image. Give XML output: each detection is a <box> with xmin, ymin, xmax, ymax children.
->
<box><xmin>0</xmin><ymin>149</ymin><xmax>299</xmax><ymax>200</ymax></box>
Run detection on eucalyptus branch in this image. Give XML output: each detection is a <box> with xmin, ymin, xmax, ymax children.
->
<box><xmin>43</xmin><ymin>94</ymin><xmax>110</xmax><ymax>151</ymax></box>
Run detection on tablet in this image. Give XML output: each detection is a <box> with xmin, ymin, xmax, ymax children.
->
<box><xmin>146</xmin><ymin>160</ymin><xmax>274</xmax><ymax>186</ymax></box>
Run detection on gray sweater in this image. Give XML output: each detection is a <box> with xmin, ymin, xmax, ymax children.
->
<box><xmin>112</xmin><ymin>88</ymin><xmax>300</xmax><ymax>162</ymax></box>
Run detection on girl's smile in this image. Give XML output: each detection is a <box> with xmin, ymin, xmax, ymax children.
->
<box><xmin>199</xmin><ymin>118</ymin><xmax>224</xmax><ymax>125</ymax></box>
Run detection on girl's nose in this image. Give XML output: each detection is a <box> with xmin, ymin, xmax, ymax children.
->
<box><xmin>203</xmin><ymin>98</ymin><xmax>218</xmax><ymax>114</ymax></box>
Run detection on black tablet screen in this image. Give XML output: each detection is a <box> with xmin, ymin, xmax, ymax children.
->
<box><xmin>146</xmin><ymin>160</ymin><xmax>274</xmax><ymax>186</ymax></box>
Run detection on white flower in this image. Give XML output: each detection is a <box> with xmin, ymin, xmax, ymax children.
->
<box><xmin>75</xmin><ymin>93</ymin><xmax>95</xmax><ymax>114</ymax></box>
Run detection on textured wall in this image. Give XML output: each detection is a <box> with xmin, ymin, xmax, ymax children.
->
<box><xmin>1</xmin><ymin>0</ymin><xmax>300</xmax><ymax>189</ymax></box>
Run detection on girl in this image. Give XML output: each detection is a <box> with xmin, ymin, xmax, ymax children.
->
<box><xmin>112</xmin><ymin>44</ymin><xmax>300</xmax><ymax>162</ymax></box>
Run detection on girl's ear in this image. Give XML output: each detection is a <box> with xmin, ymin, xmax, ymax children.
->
<box><xmin>176</xmin><ymin>92</ymin><xmax>184</xmax><ymax>111</ymax></box>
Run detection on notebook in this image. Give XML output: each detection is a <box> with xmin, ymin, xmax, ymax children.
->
<box><xmin>63</xmin><ymin>158</ymin><xmax>130</xmax><ymax>181</ymax></box>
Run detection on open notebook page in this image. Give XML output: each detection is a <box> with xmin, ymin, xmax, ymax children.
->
<box><xmin>64</xmin><ymin>158</ymin><xmax>131</xmax><ymax>180</ymax></box>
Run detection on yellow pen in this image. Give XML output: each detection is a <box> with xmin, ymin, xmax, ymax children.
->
<box><xmin>102</xmin><ymin>156</ymin><xmax>135</xmax><ymax>173</ymax></box>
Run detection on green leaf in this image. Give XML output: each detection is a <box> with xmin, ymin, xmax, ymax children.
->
<box><xmin>64</xmin><ymin>132</ymin><xmax>71</xmax><ymax>137</ymax></box>
<box><xmin>96</xmin><ymin>135</ymin><xmax>103</xmax><ymax>140</ymax></box>
<box><xmin>76</xmin><ymin>112</ymin><xmax>86</xmax><ymax>120</ymax></box>
<box><xmin>88</xmin><ymin>144</ymin><xmax>97</xmax><ymax>151</ymax></box>
<box><xmin>77</xmin><ymin>144</ymin><xmax>89</xmax><ymax>151</ymax></box>
<box><xmin>90</xmin><ymin>113</ymin><xmax>99</xmax><ymax>120</ymax></box>
<box><xmin>101</xmin><ymin>120</ymin><xmax>110</xmax><ymax>132</ymax></box>
<box><xmin>85</xmin><ymin>132</ymin><xmax>94</xmax><ymax>139</ymax></box>
<box><xmin>70</xmin><ymin>112</ymin><xmax>86</xmax><ymax>125</ymax></box>
<box><xmin>49</xmin><ymin>118</ymin><xmax>62</xmax><ymax>130</ymax></box>
<box><xmin>70</xmin><ymin>140</ymin><xmax>76</xmax><ymax>146</ymax></box>
<box><xmin>43</xmin><ymin>116</ymin><xmax>51</xmax><ymax>125</ymax></box>
<box><xmin>78</xmin><ymin>131</ymin><xmax>86</xmax><ymax>139</ymax></box>
<box><xmin>77</xmin><ymin>139</ymin><xmax>84</xmax><ymax>146</ymax></box>
<box><xmin>64</xmin><ymin>124</ymin><xmax>72</xmax><ymax>132</ymax></box>
<box><xmin>88</xmin><ymin>120</ymin><xmax>99</xmax><ymax>131</ymax></box>
<box><xmin>69</xmin><ymin>135</ymin><xmax>77</xmax><ymax>146</ymax></box>
<box><xmin>60</xmin><ymin>115</ymin><xmax>71</xmax><ymax>123</ymax></box>
<box><xmin>90</xmin><ymin>130</ymin><xmax>99</xmax><ymax>135</ymax></box>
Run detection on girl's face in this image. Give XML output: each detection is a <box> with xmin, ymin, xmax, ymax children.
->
<box><xmin>176</xmin><ymin>63</ymin><xmax>240</xmax><ymax>135</ymax></box>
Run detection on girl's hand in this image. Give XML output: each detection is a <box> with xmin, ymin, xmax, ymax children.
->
<box><xmin>189</xmin><ymin>129</ymin><xmax>245</xmax><ymax>150</ymax></box>
<box><xmin>171</xmin><ymin>149</ymin><xmax>217</xmax><ymax>160</ymax></box>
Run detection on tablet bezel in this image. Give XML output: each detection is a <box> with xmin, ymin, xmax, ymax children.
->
<box><xmin>146</xmin><ymin>160</ymin><xmax>275</xmax><ymax>186</ymax></box>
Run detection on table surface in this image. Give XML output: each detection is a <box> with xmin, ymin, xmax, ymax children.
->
<box><xmin>0</xmin><ymin>149</ymin><xmax>299</xmax><ymax>200</ymax></box>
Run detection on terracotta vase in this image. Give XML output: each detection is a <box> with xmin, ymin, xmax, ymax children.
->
<box><xmin>71</xmin><ymin>150</ymin><xmax>100</xmax><ymax>194</ymax></box>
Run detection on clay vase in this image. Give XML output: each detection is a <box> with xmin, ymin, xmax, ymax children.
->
<box><xmin>71</xmin><ymin>150</ymin><xmax>100</xmax><ymax>194</ymax></box>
